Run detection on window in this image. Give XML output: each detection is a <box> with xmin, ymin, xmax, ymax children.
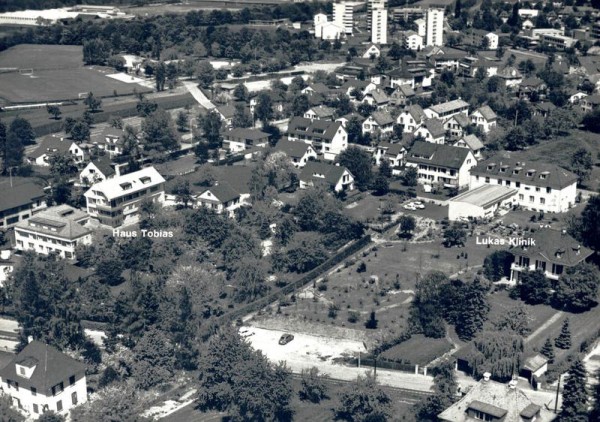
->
<box><xmin>52</xmin><ymin>382</ymin><xmax>64</xmax><ymax>396</ymax></box>
<box><xmin>71</xmin><ymin>392</ymin><xmax>78</xmax><ymax>405</ymax></box>
<box><xmin>546</xmin><ymin>187</ymin><xmax>552</xmax><ymax>193</ymax></box>
<box><xmin>19</xmin><ymin>367</ymin><xmax>25</xmax><ymax>376</ymax></box>
<box><xmin>519</xmin><ymin>194</ymin><xmax>524</xmax><ymax>200</ymax></box>
<box><xmin>15</xmin><ymin>382</ymin><xmax>18</xmax><ymax>391</ymax></box>
<box><xmin>56</xmin><ymin>400</ymin><xmax>63</xmax><ymax>412</ymax></box>
<box><xmin>33</xmin><ymin>404</ymin><xmax>38</xmax><ymax>414</ymax></box>
<box><xmin>529</xmin><ymin>196</ymin><xmax>534</xmax><ymax>203</ymax></box>
<box><xmin>540</xmin><ymin>198</ymin><xmax>546</xmax><ymax>204</ymax></box>
<box><xmin>31</xmin><ymin>387</ymin><xmax>37</xmax><ymax>396</ymax></box>
<box><xmin>485</xmin><ymin>177</ymin><xmax>490</xmax><ymax>183</ymax></box>
<box><xmin>536</xmin><ymin>187</ymin><xmax>540</xmax><ymax>192</ymax></box>
<box><xmin>516</xmin><ymin>182</ymin><xmax>521</xmax><ymax>188</ymax></box>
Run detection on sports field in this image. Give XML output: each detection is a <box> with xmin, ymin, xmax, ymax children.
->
<box><xmin>0</xmin><ymin>44</ymin><xmax>149</xmax><ymax>104</ymax></box>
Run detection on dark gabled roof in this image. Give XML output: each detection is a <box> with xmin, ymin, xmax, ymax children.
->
<box><xmin>202</xmin><ymin>182</ymin><xmax>240</xmax><ymax>203</ymax></box>
<box><xmin>0</xmin><ymin>340</ymin><xmax>86</xmax><ymax>395</ymax></box>
<box><xmin>459</xmin><ymin>134</ymin><xmax>484</xmax><ymax>151</ymax></box>
<box><xmin>404</xmin><ymin>104</ymin><xmax>426</xmax><ymax>122</ymax></box>
<box><xmin>521</xmin><ymin>77</ymin><xmax>546</xmax><ymax>88</ymax></box>
<box><xmin>371</xmin><ymin>111</ymin><xmax>394</xmax><ymax>126</ymax></box>
<box><xmin>306</xmin><ymin>82</ymin><xmax>330</xmax><ymax>95</ymax></box>
<box><xmin>307</xmin><ymin>105</ymin><xmax>336</xmax><ymax>118</ymax></box>
<box><xmin>520</xmin><ymin>403</ymin><xmax>542</xmax><ymax>419</ymax></box>
<box><xmin>217</xmin><ymin>104</ymin><xmax>236</xmax><ymax>119</ymax></box>
<box><xmin>367</xmin><ymin>90</ymin><xmax>390</xmax><ymax>105</ymax></box>
<box><xmin>28</xmin><ymin>136</ymin><xmax>72</xmax><ymax>159</ymax></box>
<box><xmin>378</xmin><ymin>141</ymin><xmax>406</xmax><ymax>156</ymax></box>
<box><xmin>0</xmin><ymin>177</ymin><xmax>46</xmax><ymax>213</ymax></box>
<box><xmin>407</xmin><ymin>142</ymin><xmax>471</xmax><ymax>170</ymax></box>
<box><xmin>300</xmin><ymin>161</ymin><xmax>352</xmax><ymax>187</ymax></box>
<box><xmin>510</xmin><ymin>228</ymin><xmax>594</xmax><ymax>267</ymax></box>
<box><xmin>468</xmin><ymin>400</ymin><xmax>507</xmax><ymax>419</ymax></box>
<box><xmin>470</xmin><ymin>156</ymin><xmax>578</xmax><ymax>190</ymax></box>
<box><xmin>475</xmin><ymin>105</ymin><xmax>497</xmax><ymax>121</ymax></box>
<box><xmin>340</xmin><ymin>79</ymin><xmax>372</xmax><ymax>91</ymax></box>
<box><xmin>274</xmin><ymin>139</ymin><xmax>313</xmax><ymax>159</ymax></box>
<box><xmin>287</xmin><ymin>116</ymin><xmax>344</xmax><ymax>142</ymax></box>
<box><xmin>421</xmin><ymin>118</ymin><xmax>446</xmax><ymax>138</ymax></box>
<box><xmin>224</xmin><ymin>127</ymin><xmax>270</xmax><ymax>141</ymax></box>
<box><xmin>89</xmin><ymin>155</ymin><xmax>115</xmax><ymax>177</ymax></box>
<box><xmin>497</xmin><ymin>66</ymin><xmax>523</xmax><ymax>79</ymax></box>
<box><xmin>448</xmin><ymin>113</ymin><xmax>470</xmax><ymax>128</ymax></box>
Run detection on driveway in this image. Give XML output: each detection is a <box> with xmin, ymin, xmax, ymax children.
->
<box><xmin>241</xmin><ymin>326</ymin><xmax>434</xmax><ymax>392</ymax></box>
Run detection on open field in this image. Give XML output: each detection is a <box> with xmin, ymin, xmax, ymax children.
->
<box><xmin>0</xmin><ymin>45</ymin><xmax>149</xmax><ymax>104</ymax></box>
<box><xmin>127</xmin><ymin>0</ymin><xmax>296</xmax><ymax>15</ymax></box>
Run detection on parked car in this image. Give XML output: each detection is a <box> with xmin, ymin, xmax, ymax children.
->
<box><xmin>403</xmin><ymin>203</ymin><xmax>417</xmax><ymax>210</ymax></box>
<box><xmin>413</xmin><ymin>201</ymin><xmax>425</xmax><ymax>209</ymax></box>
<box><xmin>279</xmin><ymin>333</ymin><xmax>294</xmax><ymax>345</ymax></box>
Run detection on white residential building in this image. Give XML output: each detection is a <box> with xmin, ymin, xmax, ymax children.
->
<box><xmin>371</xmin><ymin>8</ymin><xmax>388</xmax><ymax>44</ymax></box>
<box><xmin>406</xmin><ymin>141</ymin><xmax>476</xmax><ymax>189</ymax></box>
<box><xmin>84</xmin><ymin>166</ymin><xmax>166</xmax><ymax>227</ymax></box>
<box><xmin>333</xmin><ymin>1</ymin><xmax>354</xmax><ymax>35</ymax></box>
<box><xmin>470</xmin><ymin>105</ymin><xmax>497</xmax><ymax>134</ymax></box>
<box><xmin>403</xmin><ymin>31</ymin><xmax>423</xmax><ymax>50</ymax></box>
<box><xmin>275</xmin><ymin>139</ymin><xmax>318</xmax><ymax>168</ymax></box>
<box><xmin>195</xmin><ymin>182</ymin><xmax>245</xmax><ymax>218</ymax></box>
<box><xmin>397</xmin><ymin>104</ymin><xmax>427</xmax><ymax>133</ymax></box>
<box><xmin>14</xmin><ymin>205</ymin><xmax>92</xmax><ymax>260</ymax></box>
<box><xmin>287</xmin><ymin>117</ymin><xmax>348</xmax><ymax>161</ymax></box>
<box><xmin>299</xmin><ymin>161</ymin><xmax>355</xmax><ymax>192</ymax></box>
<box><xmin>424</xmin><ymin>99</ymin><xmax>469</xmax><ymax>120</ymax></box>
<box><xmin>415</xmin><ymin>18</ymin><xmax>426</xmax><ymax>37</ymax></box>
<box><xmin>367</xmin><ymin>0</ymin><xmax>387</xmax><ymax>30</ymax></box>
<box><xmin>509</xmin><ymin>229</ymin><xmax>594</xmax><ymax>283</ymax></box>
<box><xmin>426</xmin><ymin>8</ymin><xmax>444</xmax><ymax>47</ymax></box>
<box><xmin>469</xmin><ymin>158</ymin><xmax>578</xmax><ymax>213</ymax></box>
<box><xmin>0</xmin><ymin>340</ymin><xmax>88</xmax><ymax>418</ymax></box>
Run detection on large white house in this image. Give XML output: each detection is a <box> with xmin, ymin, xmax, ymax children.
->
<box><xmin>84</xmin><ymin>166</ymin><xmax>165</xmax><ymax>227</ymax></box>
<box><xmin>27</xmin><ymin>135</ymin><xmax>86</xmax><ymax>167</ymax></box>
<box><xmin>397</xmin><ymin>105</ymin><xmax>427</xmax><ymax>133</ymax></box>
<box><xmin>274</xmin><ymin>139</ymin><xmax>318</xmax><ymax>168</ymax></box>
<box><xmin>424</xmin><ymin>99</ymin><xmax>470</xmax><ymax>120</ymax></box>
<box><xmin>287</xmin><ymin>117</ymin><xmax>348</xmax><ymax>161</ymax></box>
<box><xmin>299</xmin><ymin>161</ymin><xmax>354</xmax><ymax>192</ymax></box>
<box><xmin>406</xmin><ymin>142</ymin><xmax>476</xmax><ymax>189</ymax></box>
<box><xmin>509</xmin><ymin>229</ymin><xmax>594</xmax><ymax>283</ymax></box>
<box><xmin>469</xmin><ymin>158</ymin><xmax>578</xmax><ymax>213</ymax></box>
<box><xmin>470</xmin><ymin>105</ymin><xmax>497</xmax><ymax>134</ymax></box>
<box><xmin>14</xmin><ymin>205</ymin><xmax>92</xmax><ymax>260</ymax></box>
<box><xmin>0</xmin><ymin>340</ymin><xmax>87</xmax><ymax>418</ymax></box>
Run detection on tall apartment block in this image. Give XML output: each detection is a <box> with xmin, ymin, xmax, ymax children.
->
<box><xmin>333</xmin><ymin>1</ymin><xmax>354</xmax><ymax>35</ymax></box>
<box><xmin>371</xmin><ymin>8</ymin><xmax>388</xmax><ymax>44</ymax></box>
<box><xmin>367</xmin><ymin>0</ymin><xmax>387</xmax><ymax>30</ymax></box>
<box><xmin>426</xmin><ymin>8</ymin><xmax>444</xmax><ymax>46</ymax></box>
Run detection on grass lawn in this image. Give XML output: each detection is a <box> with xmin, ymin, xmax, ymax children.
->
<box><xmin>380</xmin><ymin>334</ymin><xmax>453</xmax><ymax>366</ymax></box>
<box><xmin>485</xmin><ymin>289</ymin><xmax>557</xmax><ymax>338</ymax></box>
<box><xmin>290</xmin><ymin>377</ymin><xmax>418</xmax><ymax>422</ymax></box>
<box><xmin>0</xmin><ymin>44</ymin><xmax>152</xmax><ymax>104</ymax></box>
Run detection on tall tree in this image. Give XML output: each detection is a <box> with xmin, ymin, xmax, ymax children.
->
<box><xmin>519</xmin><ymin>269</ymin><xmax>551</xmax><ymax>305</ymax></box>
<box><xmin>570</xmin><ymin>147</ymin><xmax>593</xmax><ymax>183</ymax></box>
<box><xmin>560</xmin><ymin>358</ymin><xmax>589</xmax><ymax>422</ymax></box>
<box><xmin>539</xmin><ymin>338</ymin><xmax>555</xmax><ymax>363</ymax></box>
<box><xmin>554</xmin><ymin>262</ymin><xmax>600</xmax><ymax>312</ymax></box>
<box><xmin>254</xmin><ymin>92</ymin><xmax>274</xmax><ymax>125</ymax></box>
<box><xmin>554</xmin><ymin>318</ymin><xmax>572</xmax><ymax>350</ymax></box>
<box><xmin>8</xmin><ymin>117</ymin><xmax>35</xmax><ymax>145</ymax></box>
<box><xmin>414</xmin><ymin>361</ymin><xmax>457</xmax><ymax>421</ymax></box>
<box><xmin>572</xmin><ymin>195</ymin><xmax>600</xmax><ymax>252</ymax></box>
<box><xmin>46</xmin><ymin>105</ymin><xmax>62</xmax><ymax>120</ymax></box>
<box><xmin>155</xmin><ymin>61</ymin><xmax>166</xmax><ymax>91</ymax></box>
<box><xmin>299</xmin><ymin>367</ymin><xmax>329</xmax><ymax>403</ymax></box>
<box><xmin>82</xmin><ymin>38</ymin><xmax>110</xmax><ymax>65</ymax></box>
<box><xmin>200</xmin><ymin>110</ymin><xmax>222</xmax><ymax>149</ymax></box>
<box><xmin>335</xmin><ymin>146</ymin><xmax>373</xmax><ymax>191</ymax></box>
<box><xmin>142</xmin><ymin>109</ymin><xmax>179</xmax><ymax>152</ymax></box>
<box><xmin>197</xmin><ymin>328</ymin><xmax>293</xmax><ymax>421</ymax></box>
<box><xmin>196</xmin><ymin>61</ymin><xmax>215</xmax><ymax>89</ymax></box>
<box><xmin>455</xmin><ymin>278</ymin><xmax>489</xmax><ymax>341</ymax></box>
<box><xmin>84</xmin><ymin>92</ymin><xmax>102</xmax><ymax>112</ymax></box>
<box><xmin>131</xmin><ymin>328</ymin><xmax>176</xmax><ymax>390</ymax></box>
<box><xmin>334</xmin><ymin>372</ymin><xmax>392</xmax><ymax>421</ymax></box>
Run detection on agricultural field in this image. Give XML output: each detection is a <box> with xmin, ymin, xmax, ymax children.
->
<box><xmin>0</xmin><ymin>44</ymin><xmax>149</xmax><ymax>104</ymax></box>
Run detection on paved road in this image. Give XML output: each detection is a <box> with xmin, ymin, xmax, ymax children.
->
<box><xmin>161</xmin><ymin>403</ymin><xmax>224</xmax><ymax>422</ymax></box>
<box><xmin>183</xmin><ymin>81</ymin><xmax>215</xmax><ymax>110</ymax></box>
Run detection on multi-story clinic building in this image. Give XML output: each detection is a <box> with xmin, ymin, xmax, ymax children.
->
<box><xmin>84</xmin><ymin>167</ymin><xmax>165</xmax><ymax>227</ymax></box>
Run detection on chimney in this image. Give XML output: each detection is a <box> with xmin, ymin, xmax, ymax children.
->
<box><xmin>483</xmin><ymin>372</ymin><xmax>491</xmax><ymax>382</ymax></box>
<box><xmin>0</xmin><ymin>250</ymin><xmax>10</xmax><ymax>260</ymax></box>
<box><xmin>508</xmin><ymin>379</ymin><xmax>517</xmax><ymax>389</ymax></box>
<box><xmin>27</xmin><ymin>336</ymin><xmax>33</xmax><ymax>344</ymax></box>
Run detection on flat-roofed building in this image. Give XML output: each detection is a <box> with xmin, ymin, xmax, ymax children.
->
<box><xmin>448</xmin><ymin>184</ymin><xmax>517</xmax><ymax>221</ymax></box>
<box><xmin>14</xmin><ymin>205</ymin><xmax>92</xmax><ymax>260</ymax></box>
<box><xmin>84</xmin><ymin>167</ymin><xmax>165</xmax><ymax>227</ymax></box>
<box><xmin>425</xmin><ymin>99</ymin><xmax>469</xmax><ymax>120</ymax></box>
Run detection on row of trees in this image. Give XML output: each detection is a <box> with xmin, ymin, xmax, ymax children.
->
<box><xmin>0</xmin><ymin>117</ymin><xmax>35</xmax><ymax>173</ymax></box>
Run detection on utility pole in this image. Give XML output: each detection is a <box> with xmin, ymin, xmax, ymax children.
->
<box><xmin>554</xmin><ymin>374</ymin><xmax>561</xmax><ymax>414</ymax></box>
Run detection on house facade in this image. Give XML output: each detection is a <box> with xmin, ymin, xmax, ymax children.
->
<box><xmin>0</xmin><ymin>340</ymin><xmax>87</xmax><ymax>418</ymax></box>
<box><xmin>274</xmin><ymin>139</ymin><xmax>318</xmax><ymax>168</ymax></box>
<box><xmin>470</xmin><ymin>105</ymin><xmax>497</xmax><ymax>133</ymax></box>
<box><xmin>14</xmin><ymin>205</ymin><xmax>92</xmax><ymax>260</ymax></box>
<box><xmin>299</xmin><ymin>161</ymin><xmax>354</xmax><ymax>192</ymax></box>
<box><xmin>0</xmin><ymin>177</ymin><xmax>47</xmax><ymax>229</ymax></box>
<box><xmin>424</xmin><ymin>99</ymin><xmax>469</xmax><ymax>120</ymax></box>
<box><xmin>28</xmin><ymin>136</ymin><xmax>86</xmax><ymax>167</ymax></box>
<box><xmin>287</xmin><ymin>117</ymin><xmax>348</xmax><ymax>161</ymax></box>
<box><xmin>414</xmin><ymin>118</ymin><xmax>446</xmax><ymax>144</ymax></box>
<box><xmin>222</xmin><ymin>128</ymin><xmax>269</xmax><ymax>153</ymax></box>
<box><xmin>397</xmin><ymin>105</ymin><xmax>427</xmax><ymax>133</ymax></box>
<box><xmin>84</xmin><ymin>166</ymin><xmax>166</xmax><ymax>227</ymax></box>
<box><xmin>469</xmin><ymin>158</ymin><xmax>578</xmax><ymax>213</ymax></box>
<box><xmin>79</xmin><ymin>157</ymin><xmax>116</xmax><ymax>186</ymax></box>
<box><xmin>195</xmin><ymin>182</ymin><xmax>245</xmax><ymax>218</ymax></box>
<box><xmin>509</xmin><ymin>229</ymin><xmax>594</xmax><ymax>283</ymax></box>
<box><xmin>406</xmin><ymin>142</ymin><xmax>476</xmax><ymax>189</ymax></box>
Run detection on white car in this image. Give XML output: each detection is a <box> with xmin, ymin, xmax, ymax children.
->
<box><xmin>403</xmin><ymin>203</ymin><xmax>417</xmax><ymax>210</ymax></box>
<box><xmin>412</xmin><ymin>201</ymin><xmax>425</xmax><ymax>209</ymax></box>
